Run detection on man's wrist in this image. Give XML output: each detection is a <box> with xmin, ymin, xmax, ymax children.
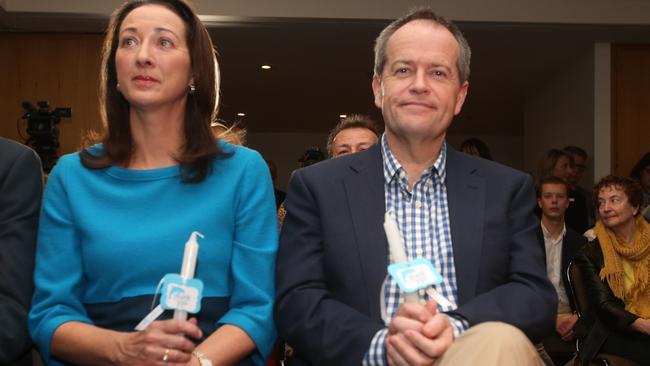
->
<box><xmin>363</xmin><ymin>328</ymin><xmax>389</xmax><ymax>366</ymax></box>
<box><xmin>443</xmin><ymin>313</ymin><xmax>469</xmax><ymax>338</ymax></box>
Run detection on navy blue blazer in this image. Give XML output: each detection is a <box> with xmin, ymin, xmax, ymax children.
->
<box><xmin>275</xmin><ymin>143</ymin><xmax>557</xmax><ymax>365</ymax></box>
<box><xmin>0</xmin><ymin>138</ymin><xmax>42</xmax><ymax>366</ymax></box>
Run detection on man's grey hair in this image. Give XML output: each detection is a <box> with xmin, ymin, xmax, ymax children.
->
<box><xmin>373</xmin><ymin>7</ymin><xmax>471</xmax><ymax>83</ymax></box>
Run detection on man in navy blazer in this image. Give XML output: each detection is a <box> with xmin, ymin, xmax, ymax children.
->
<box><xmin>275</xmin><ymin>8</ymin><xmax>556</xmax><ymax>366</ymax></box>
<box><xmin>0</xmin><ymin>138</ymin><xmax>42</xmax><ymax>366</ymax></box>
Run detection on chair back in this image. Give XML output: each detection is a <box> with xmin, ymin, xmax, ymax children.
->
<box><xmin>566</xmin><ymin>260</ymin><xmax>640</xmax><ymax>366</ymax></box>
<box><xmin>567</xmin><ymin>260</ymin><xmax>589</xmax><ymax>318</ymax></box>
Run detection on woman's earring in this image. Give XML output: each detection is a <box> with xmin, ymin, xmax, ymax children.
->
<box><xmin>116</xmin><ymin>83</ymin><xmax>121</xmax><ymax>90</ymax></box>
<box><xmin>189</xmin><ymin>84</ymin><xmax>196</xmax><ymax>95</ymax></box>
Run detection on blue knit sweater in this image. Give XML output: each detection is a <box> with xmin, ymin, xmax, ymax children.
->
<box><xmin>29</xmin><ymin>142</ymin><xmax>278</xmax><ymax>365</ymax></box>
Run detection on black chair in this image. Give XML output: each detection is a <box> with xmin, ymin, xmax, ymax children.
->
<box><xmin>566</xmin><ymin>261</ymin><xmax>639</xmax><ymax>366</ymax></box>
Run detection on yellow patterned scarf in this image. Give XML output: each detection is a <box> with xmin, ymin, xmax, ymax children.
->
<box><xmin>595</xmin><ymin>216</ymin><xmax>650</xmax><ymax>318</ymax></box>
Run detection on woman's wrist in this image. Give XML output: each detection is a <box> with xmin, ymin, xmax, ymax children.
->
<box><xmin>109</xmin><ymin>331</ymin><xmax>134</xmax><ymax>365</ymax></box>
<box><xmin>192</xmin><ymin>350</ymin><xmax>213</xmax><ymax>366</ymax></box>
<box><xmin>188</xmin><ymin>353</ymin><xmax>201</xmax><ymax>366</ymax></box>
<box><xmin>51</xmin><ymin>322</ymin><xmax>130</xmax><ymax>366</ymax></box>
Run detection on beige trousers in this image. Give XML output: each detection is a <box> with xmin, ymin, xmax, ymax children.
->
<box><xmin>433</xmin><ymin>322</ymin><xmax>544</xmax><ymax>366</ymax></box>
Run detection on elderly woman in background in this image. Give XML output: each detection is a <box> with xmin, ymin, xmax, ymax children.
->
<box><xmin>29</xmin><ymin>1</ymin><xmax>277</xmax><ymax>365</ymax></box>
<box><xmin>573</xmin><ymin>175</ymin><xmax>650</xmax><ymax>365</ymax></box>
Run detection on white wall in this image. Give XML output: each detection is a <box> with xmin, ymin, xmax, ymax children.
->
<box><xmin>523</xmin><ymin>47</ymin><xmax>595</xmax><ymax>187</ymax></box>
<box><xmin>593</xmin><ymin>43</ymin><xmax>611</xmax><ymax>182</ymax></box>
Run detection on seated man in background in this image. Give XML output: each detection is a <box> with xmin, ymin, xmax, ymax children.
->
<box><xmin>537</xmin><ymin>176</ymin><xmax>586</xmax><ymax>364</ymax></box>
<box><xmin>0</xmin><ymin>137</ymin><xmax>43</xmax><ymax>366</ymax></box>
<box><xmin>326</xmin><ymin>114</ymin><xmax>381</xmax><ymax>158</ymax></box>
<box><xmin>276</xmin><ymin>7</ymin><xmax>556</xmax><ymax>366</ymax></box>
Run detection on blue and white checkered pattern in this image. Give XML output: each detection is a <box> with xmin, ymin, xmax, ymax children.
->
<box><xmin>363</xmin><ymin>135</ymin><xmax>468</xmax><ymax>365</ymax></box>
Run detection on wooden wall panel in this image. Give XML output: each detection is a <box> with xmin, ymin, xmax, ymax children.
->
<box><xmin>611</xmin><ymin>45</ymin><xmax>650</xmax><ymax>177</ymax></box>
<box><xmin>0</xmin><ymin>33</ymin><xmax>103</xmax><ymax>155</ymax></box>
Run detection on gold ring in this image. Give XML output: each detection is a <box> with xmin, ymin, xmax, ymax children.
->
<box><xmin>162</xmin><ymin>349</ymin><xmax>170</xmax><ymax>362</ymax></box>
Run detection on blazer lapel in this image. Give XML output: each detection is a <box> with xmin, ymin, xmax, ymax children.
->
<box><xmin>537</xmin><ymin>225</ymin><xmax>547</xmax><ymax>264</ymax></box>
<box><xmin>445</xmin><ymin>148</ymin><xmax>485</xmax><ymax>305</ymax></box>
<box><xmin>343</xmin><ymin>144</ymin><xmax>388</xmax><ymax>322</ymax></box>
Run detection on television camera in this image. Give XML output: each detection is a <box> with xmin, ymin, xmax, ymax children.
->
<box><xmin>21</xmin><ymin>101</ymin><xmax>71</xmax><ymax>173</ymax></box>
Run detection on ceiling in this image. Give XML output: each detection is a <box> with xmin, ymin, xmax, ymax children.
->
<box><xmin>2</xmin><ymin>8</ymin><xmax>650</xmax><ymax>135</ymax></box>
<box><xmin>212</xmin><ymin>20</ymin><xmax>650</xmax><ymax>135</ymax></box>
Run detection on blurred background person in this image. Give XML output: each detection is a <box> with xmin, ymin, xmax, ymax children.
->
<box><xmin>28</xmin><ymin>1</ymin><xmax>278</xmax><ymax>365</ymax></box>
<box><xmin>0</xmin><ymin>138</ymin><xmax>43</xmax><ymax>366</ymax></box>
<box><xmin>630</xmin><ymin>152</ymin><xmax>650</xmax><ymax>221</ymax></box>
<box><xmin>564</xmin><ymin>145</ymin><xmax>596</xmax><ymax>227</ymax></box>
<box><xmin>211</xmin><ymin>119</ymin><xmax>247</xmax><ymax>146</ymax></box>
<box><xmin>538</xmin><ymin>148</ymin><xmax>589</xmax><ymax>234</ymax></box>
<box><xmin>573</xmin><ymin>175</ymin><xmax>650</xmax><ymax>365</ymax></box>
<box><xmin>265</xmin><ymin>159</ymin><xmax>285</xmax><ymax>209</ymax></box>
<box><xmin>326</xmin><ymin>114</ymin><xmax>381</xmax><ymax>158</ymax></box>
<box><xmin>278</xmin><ymin>147</ymin><xmax>326</xmax><ymax>227</ymax></box>
<box><xmin>538</xmin><ymin>148</ymin><xmax>574</xmax><ymax>184</ymax></box>
<box><xmin>296</xmin><ymin>146</ymin><xmax>325</xmax><ymax>168</ymax></box>
<box><xmin>460</xmin><ymin>137</ymin><xmax>493</xmax><ymax>160</ymax></box>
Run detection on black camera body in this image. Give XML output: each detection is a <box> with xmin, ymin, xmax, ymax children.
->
<box><xmin>21</xmin><ymin>101</ymin><xmax>71</xmax><ymax>172</ymax></box>
<box><xmin>298</xmin><ymin>146</ymin><xmax>325</xmax><ymax>168</ymax></box>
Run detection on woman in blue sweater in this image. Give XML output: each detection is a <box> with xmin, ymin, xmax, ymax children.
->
<box><xmin>29</xmin><ymin>1</ymin><xmax>278</xmax><ymax>365</ymax></box>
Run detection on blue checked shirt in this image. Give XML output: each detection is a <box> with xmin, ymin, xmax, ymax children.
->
<box><xmin>363</xmin><ymin>135</ymin><xmax>469</xmax><ymax>365</ymax></box>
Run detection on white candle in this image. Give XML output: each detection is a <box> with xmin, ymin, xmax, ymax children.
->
<box><xmin>383</xmin><ymin>211</ymin><xmax>419</xmax><ymax>303</ymax></box>
<box><xmin>174</xmin><ymin>231</ymin><xmax>203</xmax><ymax>321</ymax></box>
<box><xmin>180</xmin><ymin>236</ymin><xmax>199</xmax><ymax>279</ymax></box>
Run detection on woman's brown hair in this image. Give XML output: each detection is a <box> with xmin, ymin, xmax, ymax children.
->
<box><xmin>594</xmin><ymin>175</ymin><xmax>644</xmax><ymax>213</ymax></box>
<box><xmin>81</xmin><ymin>0</ymin><xmax>223</xmax><ymax>182</ymax></box>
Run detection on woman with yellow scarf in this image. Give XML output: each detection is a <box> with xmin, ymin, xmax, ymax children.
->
<box><xmin>573</xmin><ymin>175</ymin><xmax>650</xmax><ymax>366</ymax></box>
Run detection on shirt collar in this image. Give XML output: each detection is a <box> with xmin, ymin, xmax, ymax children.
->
<box><xmin>541</xmin><ymin>221</ymin><xmax>567</xmax><ymax>242</ymax></box>
<box><xmin>381</xmin><ymin>134</ymin><xmax>447</xmax><ymax>185</ymax></box>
